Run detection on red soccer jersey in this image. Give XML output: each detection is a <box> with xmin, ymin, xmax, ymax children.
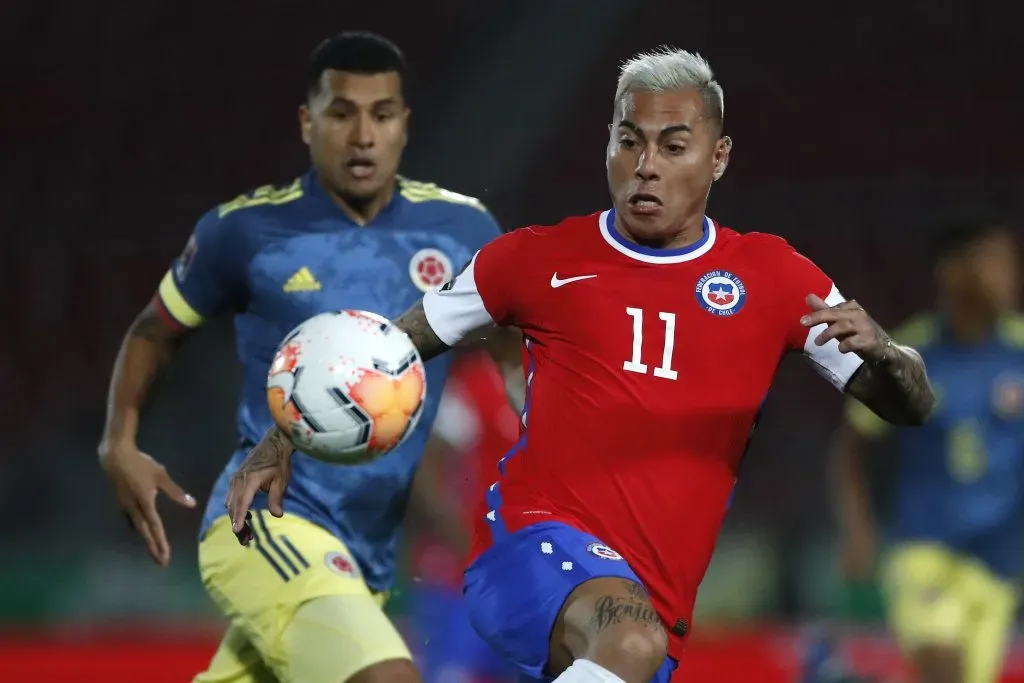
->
<box><xmin>421</xmin><ymin>209</ymin><xmax>863</xmax><ymax>660</ymax></box>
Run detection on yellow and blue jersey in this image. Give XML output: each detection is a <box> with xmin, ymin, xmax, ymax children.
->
<box><xmin>848</xmin><ymin>312</ymin><xmax>1024</xmax><ymax>578</ymax></box>
<box><xmin>158</xmin><ymin>170</ymin><xmax>502</xmax><ymax>591</ymax></box>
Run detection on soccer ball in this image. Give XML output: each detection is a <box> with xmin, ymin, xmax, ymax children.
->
<box><xmin>266</xmin><ymin>309</ymin><xmax>426</xmax><ymax>465</ymax></box>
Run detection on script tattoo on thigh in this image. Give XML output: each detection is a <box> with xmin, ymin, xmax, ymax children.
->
<box><xmin>589</xmin><ymin>580</ymin><xmax>662</xmax><ymax>632</ymax></box>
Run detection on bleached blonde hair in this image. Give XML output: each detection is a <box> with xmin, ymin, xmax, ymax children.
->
<box><xmin>614</xmin><ymin>47</ymin><xmax>724</xmax><ymax>129</ymax></box>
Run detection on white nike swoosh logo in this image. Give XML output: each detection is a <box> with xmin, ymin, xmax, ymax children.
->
<box><xmin>550</xmin><ymin>273</ymin><xmax>598</xmax><ymax>288</ymax></box>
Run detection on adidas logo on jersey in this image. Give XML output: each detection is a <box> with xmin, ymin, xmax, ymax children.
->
<box><xmin>283</xmin><ymin>267</ymin><xmax>322</xmax><ymax>293</ymax></box>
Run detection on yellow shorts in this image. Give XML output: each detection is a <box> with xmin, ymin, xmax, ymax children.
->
<box><xmin>882</xmin><ymin>542</ymin><xmax>1018</xmax><ymax>683</ymax></box>
<box><xmin>193</xmin><ymin>512</ymin><xmax>411</xmax><ymax>683</ymax></box>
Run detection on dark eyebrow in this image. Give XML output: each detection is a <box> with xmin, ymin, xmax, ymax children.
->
<box><xmin>618</xmin><ymin>119</ymin><xmax>692</xmax><ymax>138</ymax></box>
<box><xmin>327</xmin><ymin>96</ymin><xmax>401</xmax><ymax>108</ymax></box>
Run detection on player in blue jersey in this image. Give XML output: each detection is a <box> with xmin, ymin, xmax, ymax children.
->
<box><xmin>98</xmin><ymin>32</ymin><xmax>509</xmax><ymax>683</ymax></box>
<box><xmin>832</xmin><ymin>214</ymin><xmax>1022</xmax><ymax>683</ymax></box>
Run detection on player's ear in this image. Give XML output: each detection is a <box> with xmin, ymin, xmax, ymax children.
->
<box><xmin>606</xmin><ymin>123</ymin><xmax>616</xmax><ymax>165</ymax></box>
<box><xmin>299</xmin><ymin>104</ymin><xmax>312</xmax><ymax>145</ymax></box>
<box><xmin>712</xmin><ymin>135</ymin><xmax>732</xmax><ymax>181</ymax></box>
<box><xmin>400</xmin><ymin>107</ymin><xmax>411</xmax><ymax>150</ymax></box>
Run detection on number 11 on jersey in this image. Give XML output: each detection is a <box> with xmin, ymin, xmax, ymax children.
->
<box><xmin>623</xmin><ymin>307</ymin><xmax>679</xmax><ymax>380</ymax></box>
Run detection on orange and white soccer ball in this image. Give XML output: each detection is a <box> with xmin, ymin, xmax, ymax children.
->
<box><xmin>266</xmin><ymin>309</ymin><xmax>426</xmax><ymax>465</ymax></box>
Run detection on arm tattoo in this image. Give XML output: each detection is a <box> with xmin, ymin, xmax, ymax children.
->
<box><xmin>589</xmin><ymin>580</ymin><xmax>663</xmax><ymax>632</ymax></box>
<box><xmin>238</xmin><ymin>427</ymin><xmax>292</xmax><ymax>474</ymax></box>
<box><xmin>846</xmin><ymin>342</ymin><xmax>935</xmax><ymax>426</ymax></box>
<box><xmin>393</xmin><ymin>300</ymin><xmax>450</xmax><ymax>362</ymax></box>
<box><xmin>623</xmin><ymin>580</ymin><xmax>648</xmax><ymax>600</ymax></box>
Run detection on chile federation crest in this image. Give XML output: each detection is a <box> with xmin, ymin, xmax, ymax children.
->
<box><xmin>695</xmin><ymin>270</ymin><xmax>747</xmax><ymax>316</ymax></box>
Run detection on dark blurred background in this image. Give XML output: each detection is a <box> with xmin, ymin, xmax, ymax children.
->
<box><xmin>1</xmin><ymin>1</ymin><xmax>1021</xmax><ymax>680</ymax></box>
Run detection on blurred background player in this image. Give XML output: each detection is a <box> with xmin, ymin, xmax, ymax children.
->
<box><xmin>404</xmin><ymin>328</ymin><xmax>522</xmax><ymax>683</ymax></box>
<box><xmin>97</xmin><ymin>31</ymin><xmax>512</xmax><ymax>683</ymax></box>
<box><xmin>831</xmin><ymin>214</ymin><xmax>1023</xmax><ymax>683</ymax></box>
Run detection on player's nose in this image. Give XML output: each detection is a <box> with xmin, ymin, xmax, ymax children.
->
<box><xmin>634</xmin><ymin>149</ymin><xmax>659</xmax><ymax>181</ymax></box>
<box><xmin>349</xmin><ymin>113</ymin><xmax>375</xmax><ymax>148</ymax></box>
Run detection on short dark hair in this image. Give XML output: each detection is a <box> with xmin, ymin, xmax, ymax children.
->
<box><xmin>306</xmin><ymin>31</ymin><xmax>407</xmax><ymax>99</ymax></box>
<box><xmin>932</xmin><ymin>209</ymin><xmax>1010</xmax><ymax>262</ymax></box>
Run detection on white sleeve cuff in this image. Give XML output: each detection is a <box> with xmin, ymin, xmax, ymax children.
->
<box><xmin>422</xmin><ymin>253</ymin><xmax>496</xmax><ymax>346</ymax></box>
<box><xmin>802</xmin><ymin>284</ymin><xmax>866</xmax><ymax>390</ymax></box>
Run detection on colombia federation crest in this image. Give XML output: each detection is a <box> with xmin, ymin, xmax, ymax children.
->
<box><xmin>409</xmin><ymin>248</ymin><xmax>453</xmax><ymax>293</ymax></box>
<box><xmin>695</xmin><ymin>270</ymin><xmax>747</xmax><ymax>316</ymax></box>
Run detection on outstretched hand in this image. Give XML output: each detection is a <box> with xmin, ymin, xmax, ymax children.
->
<box><xmin>801</xmin><ymin>294</ymin><xmax>891</xmax><ymax>363</ymax></box>
<box><xmin>224</xmin><ymin>427</ymin><xmax>295</xmax><ymax>545</ymax></box>
<box><xmin>101</xmin><ymin>445</ymin><xmax>196</xmax><ymax>566</ymax></box>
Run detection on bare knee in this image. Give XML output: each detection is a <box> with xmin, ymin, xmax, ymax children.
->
<box><xmin>348</xmin><ymin>659</ymin><xmax>421</xmax><ymax>683</ymax></box>
<box><xmin>593</xmin><ymin>625</ymin><xmax>667</xmax><ymax>681</ymax></box>
<box><xmin>551</xmin><ymin>578</ymin><xmax>668</xmax><ymax>683</ymax></box>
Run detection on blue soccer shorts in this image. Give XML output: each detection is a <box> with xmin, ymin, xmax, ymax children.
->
<box><xmin>463</xmin><ymin>521</ymin><xmax>678</xmax><ymax>683</ymax></box>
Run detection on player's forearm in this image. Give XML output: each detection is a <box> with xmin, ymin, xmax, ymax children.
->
<box><xmin>828</xmin><ymin>424</ymin><xmax>875</xmax><ymax>535</ymax></box>
<box><xmin>845</xmin><ymin>344</ymin><xmax>934</xmax><ymax>426</ymax></box>
<box><xmin>393</xmin><ymin>300</ymin><xmax>451</xmax><ymax>362</ymax></box>
<box><xmin>236</xmin><ymin>425</ymin><xmax>294</xmax><ymax>474</ymax></box>
<box><xmin>100</xmin><ymin>302</ymin><xmax>183</xmax><ymax>451</ymax></box>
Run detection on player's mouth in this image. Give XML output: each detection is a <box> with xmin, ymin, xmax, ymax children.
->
<box><xmin>627</xmin><ymin>192</ymin><xmax>663</xmax><ymax>215</ymax></box>
<box><xmin>345</xmin><ymin>158</ymin><xmax>377</xmax><ymax>180</ymax></box>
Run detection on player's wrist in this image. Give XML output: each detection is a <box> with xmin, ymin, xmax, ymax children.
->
<box><xmin>100</xmin><ymin>409</ymin><xmax>141</xmax><ymax>450</ymax></box>
<box><xmin>97</xmin><ymin>432</ymin><xmax>139</xmax><ymax>463</ymax></box>
<box><xmin>864</xmin><ymin>335</ymin><xmax>896</xmax><ymax>366</ymax></box>
<box><xmin>261</xmin><ymin>425</ymin><xmax>295</xmax><ymax>457</ymax></box>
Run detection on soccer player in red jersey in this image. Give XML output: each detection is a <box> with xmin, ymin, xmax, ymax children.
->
<box><xmin>228</xmin><ymin>47</ymin><xmax>935</xmax><ymax>683</ymax></box>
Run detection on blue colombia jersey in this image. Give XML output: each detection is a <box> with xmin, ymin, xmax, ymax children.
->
<box><xmin>847</xmin><ymin>313</ymin><xmax>1024</xmax><ymax>577</ymax></box>
<box><xmin>157</xmin><ymin>170</ymin><xmax>501</xmax><ymax>591</ymax></box>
